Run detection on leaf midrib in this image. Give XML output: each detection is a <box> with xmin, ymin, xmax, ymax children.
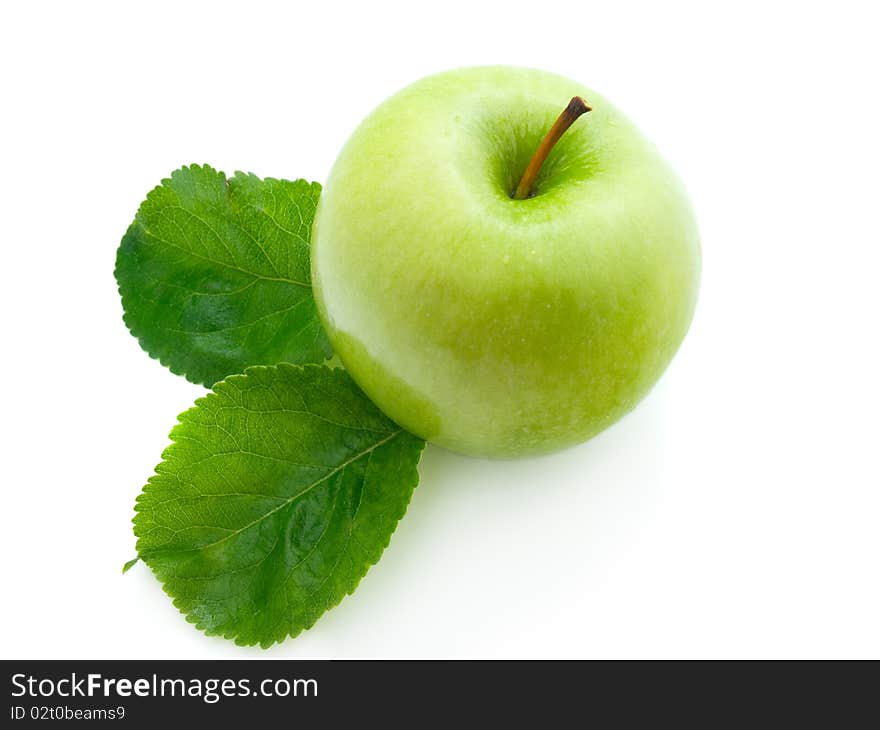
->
<box><xmin>141</xmin><ymin>428</ymin><xmax>403</xmax><ymax>558</ymax></box>
<box><xmin>144</xmin><ymin>228</ymin><xmax>311</xmax><ymax>289</ymax></box>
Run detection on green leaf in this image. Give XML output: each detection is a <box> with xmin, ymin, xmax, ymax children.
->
<box><xmin>133</xmin><ymin>364</ymin><xmax>425</xmax><ymax>647</ymax></box>
<box><xmin>115</xmin><ymin>164</ymin><xmax>332</xmax><ymax>387</ymax></box>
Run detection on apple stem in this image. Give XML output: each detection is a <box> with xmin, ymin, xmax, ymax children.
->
<box><xmin>513</xmin><ymin>96</ymin><xmax>592</xmax><ymax>200</ymax></box>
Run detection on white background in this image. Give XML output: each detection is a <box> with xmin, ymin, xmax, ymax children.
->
<box><xmin>2</xmin><ymin>0</ymin><xmax>878</xmax><ymax>659</ymax></box>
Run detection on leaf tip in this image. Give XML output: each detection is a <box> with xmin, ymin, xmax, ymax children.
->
<box><xmin>122</xmin><ymin>557</ymin><xmax>140</xmax><ymax>574</ymax></box>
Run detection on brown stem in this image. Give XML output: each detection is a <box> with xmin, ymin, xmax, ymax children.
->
<box><xmin>513</xmin><ymin>96</ymin><xmax>592</xmax><ymax>200</ymax></box>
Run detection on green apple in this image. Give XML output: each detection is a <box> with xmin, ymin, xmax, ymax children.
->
<box><xmin>311</xmin><ymin>66</ymin><xmax>700</xmax><ymax>457</ymax></box>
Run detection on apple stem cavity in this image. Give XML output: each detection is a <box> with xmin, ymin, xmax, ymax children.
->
<box><xmin>513</xmin><ymin>96</ymin><xmax>592</xmax><ymax>200</ymax></box>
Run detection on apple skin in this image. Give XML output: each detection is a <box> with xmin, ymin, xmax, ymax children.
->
<box><xmin>311</xmin><ymin>66</ymin><xmax>700</xmax><ymax>457</ymax></box>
